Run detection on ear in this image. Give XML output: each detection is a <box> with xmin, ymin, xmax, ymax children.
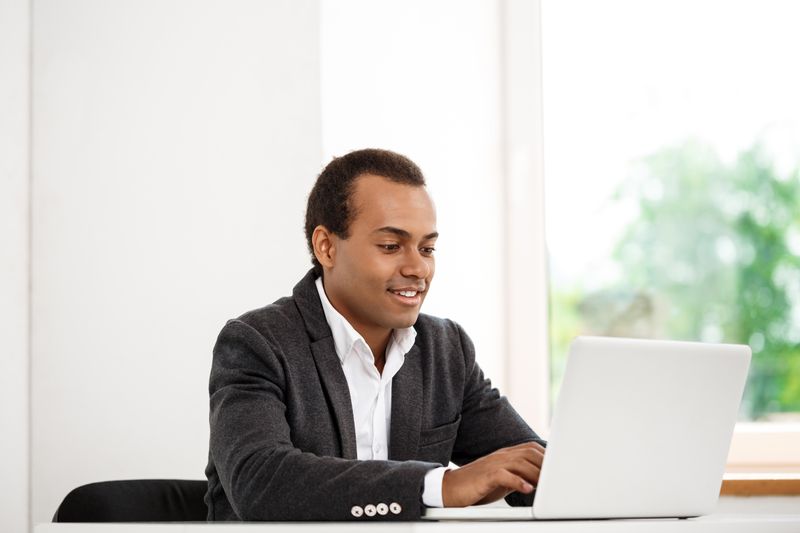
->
<box><xmin>312</xmin><ymin>225</ymin><xmax>337</xmax><ymax>269</ymax></box>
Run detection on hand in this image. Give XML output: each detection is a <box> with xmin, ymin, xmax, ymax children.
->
<box><xmin>441</xmin><ymin>441</ymin><xmax>545</xmax><ymax>507</ymax></box>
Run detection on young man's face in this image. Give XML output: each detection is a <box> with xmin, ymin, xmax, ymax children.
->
<box><xmin>322</xmin><ymin>174</ymin><xmax>437</xmax><ymax>338</ymax></box>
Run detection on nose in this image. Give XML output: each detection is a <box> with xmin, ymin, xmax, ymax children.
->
<box><xmin>399</xmin><ymin>248</ymin><xmax>431</xmax><ymax>279</ymax></box>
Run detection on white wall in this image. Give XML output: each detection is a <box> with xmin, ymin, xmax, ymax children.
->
<box><xmin>4</xmin><ymin>2</ymin><xmax>545</xmax><ymax>529</ymax></box>
<box><xmin>0</xmin><ymin>0</ymin><xmax>31</xmax><ymax>531</ymax></box>
<box><xmin>321</xmin><ymin>0</ymin><xmax>508</xmax><ymax>392</ymax></box>
<box><xmin>30</xmin><ymin>0</ymin><xmax>321</xmax><ymax>525</ymax></box>
<box><xmin>320</xmin><ymin>1</ymin><xmax>549</xmax><ymax>429</ymax></box>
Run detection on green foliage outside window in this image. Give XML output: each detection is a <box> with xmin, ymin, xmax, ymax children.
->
<box><xmin>550</xmin><ymin>140</ymin><xmax>800</xmax><ymax>420</ymax></box>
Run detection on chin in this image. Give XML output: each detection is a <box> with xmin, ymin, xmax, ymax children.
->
<box><xmin>393</xmin><ymin>313</ymin><xmax>420</xmax><ymax>329</ymax></box>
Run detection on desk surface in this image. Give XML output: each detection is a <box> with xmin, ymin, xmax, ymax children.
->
<box><xmin>36</xmin><ymin>514</ymin><xmax>800</xmax><ymax>533</ymax></box>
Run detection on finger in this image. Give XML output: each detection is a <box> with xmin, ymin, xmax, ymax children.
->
<box><xmin>504</xmin><ymin>446</ymin><xmax>545</xmax><ymax>469</ymax></box>
<box><xmin>492</xmin><ymin>448</ymin><xmax>544</xmax><ymax>484</ymax></box>
<box><xmin>489</xmin><ymin>469</ymin><xmax>535</xmax><ymax>495</ymax></box>
<box><xmin>527</xmin><ymin>446</ymin><xmax>546</xmax><ymax>467</ymax></box>
<box><xmin>505</xmin><ymin>441</ymin><xmax>546</xmax><ymax>457</ymax></box>
<box><xmin>504</xmin><ymin>458</ymin><xmax>542</xmax><ymax>486</ymax></box>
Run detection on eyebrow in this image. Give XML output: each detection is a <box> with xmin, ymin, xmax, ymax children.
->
<box><xmin>374</xmin><ymin>226</ymin><xmax>439</xmax><ymax>240</ymax></box>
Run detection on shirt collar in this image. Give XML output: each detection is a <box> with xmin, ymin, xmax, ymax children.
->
<box><xmin>315</xmin><ymin>276</ymin><xmax>417</xmax><ymax>364</ymax></box>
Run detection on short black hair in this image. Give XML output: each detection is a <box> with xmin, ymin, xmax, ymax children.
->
<box><xmin>304</xmin><ymin>148</ymin><xmax>427</xmax><ymax>276</ymax></box>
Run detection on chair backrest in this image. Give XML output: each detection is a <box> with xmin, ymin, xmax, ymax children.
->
<box><xmin>53</xmin><ymin>479</ymin><xmax>207</xmax><ymax>522</ymax></box>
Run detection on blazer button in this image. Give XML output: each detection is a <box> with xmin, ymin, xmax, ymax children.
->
<box><xmin>351</xmin><ymin>506</ymin><xmax>364</xmax><ymax>518</ymax></box>
<box><xmin>376</xmin><ymin>503</ymin><xmax>389</xmax><ymax>516</ymax></box>
<box><xmin>364</xmin><ymin>504</ymin><xmax>377</xmax><ymax>517</ymax></box>
<box><xmin>389</xmin><ymin>502</ymin><xmax>402</xmax><ymax>515</ymax></box>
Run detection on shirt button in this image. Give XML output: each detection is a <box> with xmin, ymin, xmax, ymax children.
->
<box><xmin>351</xmin><ymin>505</ymin><xmax>364</xmax><ymax>518</ymax></box>
<box><xmin>376</xmin><ymin>503</ymin><xmax>389</xmax><ymax>516</ymax></box>
<box><xmin>389</xmin><ymin>502</ymin><xmax>402</xmax><ymax>515</ymax></box>
<box><xmin>364</xmin><ymin>504</ymin><xmax>377</xmax><ymax>517</ymax></box>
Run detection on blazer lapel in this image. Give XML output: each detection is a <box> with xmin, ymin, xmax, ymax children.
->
<box><xmin>310</xmin><ymin>338</ymin><xmax>358</xmax><ymax>460</ymax></box>
<box><xmin>294</xmin><ymin>270</ymin><xmax>358</xmax><ymax>460</ymax></box>
<box><xmin>389</xmin><ymin>344</ymin><xmax>423</xmax><ymax>461</ymax></box>
<box><xmin>293</xmin><ymin>269</ymin><xmax>423</xmax><ymax>461</ymax></box>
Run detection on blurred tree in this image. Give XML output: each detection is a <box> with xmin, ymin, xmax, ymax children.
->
<box><xmin>611</xmin><ymin>140</ymin><xmax>800</xmax><ymax>419</ymax></box>
<box><xmin>550</xmin><ymin>140</ymin><xmax>800</xmax><ymax>420</ymax></box>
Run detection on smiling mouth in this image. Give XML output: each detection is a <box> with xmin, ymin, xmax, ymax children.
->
<box><xmin>392</xmin><ymin>290</ymin><xmax>418</xmax><ymax>297</ymax></box>
<box><xmin>387</xmin><ymin>288</ymin><xmax>424</xmax><ymax>305</ymax></box>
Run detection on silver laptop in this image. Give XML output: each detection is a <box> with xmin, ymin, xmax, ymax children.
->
<box><xmin>424</xmin><ymin>336</ymin><xmax>751</xmax><ymax>521</ymax></box>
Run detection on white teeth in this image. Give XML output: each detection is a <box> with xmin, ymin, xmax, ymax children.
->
<box><xmin>396</xmin><ymin>290</ymin><xmax>417</xmax><ymax>297</ymax></box>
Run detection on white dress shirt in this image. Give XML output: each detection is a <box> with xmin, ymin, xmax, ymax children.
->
<box><xmin>315</xmin><ymin>277</ymin><xmax>448</xmax><ymax>507</ymax></box>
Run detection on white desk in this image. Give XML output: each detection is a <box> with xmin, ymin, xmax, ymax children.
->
<box><xmin>35</xmin><ymin>514</ymin><xmax>800</xmax><ymax>533</ymax></box>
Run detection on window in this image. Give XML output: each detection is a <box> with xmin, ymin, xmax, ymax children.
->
<box><xmin>541</xmin><ymin>0</ymin><xmax>800</xmax><ymax>469</ymax></box>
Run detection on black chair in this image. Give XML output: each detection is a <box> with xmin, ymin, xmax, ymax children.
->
<box><xmin>53</xmin><ymin>479</ymin><xmax>207</xmax><ymax>522</ymax></box>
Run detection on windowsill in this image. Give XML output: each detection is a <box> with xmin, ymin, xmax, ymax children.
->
<box><xmin>721</xmin><ymin>473</ymin><xmax>800</xmax><ymax>496</ymax></box>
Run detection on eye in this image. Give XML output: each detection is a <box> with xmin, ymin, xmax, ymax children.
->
<box><xmin>379</xmin><ymin>244</ymin><xmax>400</xmax><ymax>252</ymax></box>
<box><xmin>420</xmin><ymin>247</ymin><xmax>436</xmax><ymax>256</ymax></box>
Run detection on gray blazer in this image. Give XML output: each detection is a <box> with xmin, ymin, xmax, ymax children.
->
<box><xmin>205</xmin><ymin>269</ymin><xmax>543</xmax><ymax>521</ymax></box>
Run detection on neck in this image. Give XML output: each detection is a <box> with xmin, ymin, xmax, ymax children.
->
<box><xmin>363</xmin><ymin>328</ymin><xmax>391</xmax><ymax>374</ymax></box>
<box><xmin>321</xmin><ymin>276</ymin><xmax>392</xmax><ymax>373</ymax></box>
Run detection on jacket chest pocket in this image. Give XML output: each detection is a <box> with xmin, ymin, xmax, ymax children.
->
<box><xmin>417</xmin><ymin>415</ymin><xmax>461</xmax><ymax>464</ymax></box>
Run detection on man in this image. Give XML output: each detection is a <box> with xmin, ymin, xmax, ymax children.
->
<box><xmin>205</xmin><ymin>149</ymin><xmax>545</xmax><ymax>521</ymax></box>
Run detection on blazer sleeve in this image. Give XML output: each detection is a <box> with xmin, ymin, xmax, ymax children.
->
<box><xmin>208</xmin><ymin>319</ymin><xmax>439</xmax><ymax>521</ymax></box>
<box><xmin>448</xmin><ymin>321</ymin><xmax>547</xmax><ymax>507</ymax></box>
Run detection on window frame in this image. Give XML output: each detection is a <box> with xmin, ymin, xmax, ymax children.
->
<box><xmin>504</xmin><ymin>0</ymin><xmax>800</xmax><ymax>470</ymax></box>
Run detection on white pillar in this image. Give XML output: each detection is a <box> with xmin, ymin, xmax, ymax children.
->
<box><xmin>501</xmin><ymin>0</ymin><xmax>550</xmax><ymax>434</ymax></box>
<box><xmin>0</xmin><ymin>0</ymin><xmax>31</xmax><ymax>530</ymax></box>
